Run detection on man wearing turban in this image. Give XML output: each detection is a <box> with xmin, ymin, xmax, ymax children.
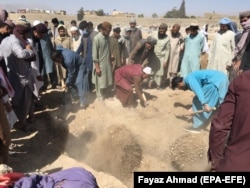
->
<box><xmin>207</xmin><ymin>17</ymin><xmax>235</xmax><ymax>76</ymax></box>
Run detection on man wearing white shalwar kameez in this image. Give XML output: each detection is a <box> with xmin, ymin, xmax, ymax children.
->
<box><xmin>149</xmin><ymin>23</ymin><xmax>170</xmax><ymax>89</ymax></box>
<box><xmin>207</xmin><ymin>18</ymin><xmax>235</xmax><ymax>76</ymax></box>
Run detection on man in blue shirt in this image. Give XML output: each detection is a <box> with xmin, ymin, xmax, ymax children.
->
<box><xmin>172</xmin><ymin>70</ymin><xmax>229</xmax><ymax>133</ymax></box>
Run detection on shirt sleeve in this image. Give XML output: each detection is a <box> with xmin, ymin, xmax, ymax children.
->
<box><xmin>208</xmin><ymin>80</ymin><xmax>235</xmax><ymax>171</ymax></box>
<box><xmin>186</xmin><ymin>76</ymin><xmax>206</xmax><ymax>104</ymax></box>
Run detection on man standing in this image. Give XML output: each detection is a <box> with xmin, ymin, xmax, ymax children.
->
<box><xmin>77</xmin><ymin>22</ymin><xmax>98</xmax><ymax>91</ymax></box>
<box><xmin>171</xmin><ymin>70</ymin><xmax>229</xmax><ymax>133</ymax></box>
<box><xmin>129</xmin><ymin>18</ymin><xmax>142</xmax><ymax>53</ymax></box>
<box><xmin>92</xmin><ymin>22</ymin><xmax>113</xmax><ymax>101</ymax></box>
<box><xmin>207</xmin><ymin>18</ymin><xmax>235</xmax><ymax>75</ymax></box>
<box><xmin>208</xmin><ymin>70</ymin><xmax>250</xmax><ymax>171</ymax></box>
<box><xmin>166</xmin><ymin>23</ymin><xmax>184</xmax><ymax>87</ymax></box>
<box><xmin>149</xmin><ymin>23</ymin><xmax>171</xmax><ymax>90</ymax></box>
<box><xmin>0</xmin><ymin>20</ymin><xmax>36</xmax><ymax>132</ymax></box>
<box><xmin>70</xmin><ymin>26</ymin><xmax>82</xmax><ymax>52</ymax></box>
<box><xmin>110</xmin><ymin>27</ymin><xmax>125</xmax><ymax>72</ymax></box>
<box><xmin>232</xmin><ymin>11</ymin><xmax>250</xmax><ymax>76</ymax></box>
<box><xmin>51</xmin><ymin>17</ymin><xmax>59</xmax><ymax>48</ymax></box>
<box><xmin>115</xmin><ymin>64</ymin><xmax>151</xmax><ymax>108</ymax></box>
<box><xmin>179</xmin><ymin>22</ymin><xmax>204</xmax><ymax>77</ymax></box>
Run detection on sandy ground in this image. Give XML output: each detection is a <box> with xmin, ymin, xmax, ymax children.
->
<box><xmin>8</xmin><ymin>85</ymin><xmax>211</xmax><ymax>188</ymax></box>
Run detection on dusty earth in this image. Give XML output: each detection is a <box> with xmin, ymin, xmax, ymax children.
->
<box><xmin>7</xmin><ymin>84</ymin><xmax>212</xmax><ymax>188</ymax></box>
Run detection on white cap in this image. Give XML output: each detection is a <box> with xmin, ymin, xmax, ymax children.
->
<box><xmin>33</xmin><ymin>20</ymin><xmax>41</xmax><ymax>27</ymax></box>
<box><xmin>143</xmin><ymin>67</ymin><xmax>152</xmax><ymax>75</ymax></box>
<box><xmin>70</xmin><ymin>26</ymin><xmax>79</xmax><ymax>32</ymax></box>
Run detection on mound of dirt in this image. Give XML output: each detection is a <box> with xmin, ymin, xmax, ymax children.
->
<box><xmin>9</xmin><ymin>87</ymin><xmax>211</xmax><ymax>188</ymax></box>
<box><xmin>170</xmin><ymin>133</ymin><xmax>207</xmax><ymax>171</ymax></box>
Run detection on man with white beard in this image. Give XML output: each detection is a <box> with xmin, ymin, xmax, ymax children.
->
<box><xmin>70</xmin><ymin>26</ymin><xmax>82</xmax><ymax>52</ymax></box>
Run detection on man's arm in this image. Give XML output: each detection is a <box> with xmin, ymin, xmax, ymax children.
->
<box><xmin>133</xmin><ymin>76</ymin><xmax>147</xmax><ymax>107</ymax></box>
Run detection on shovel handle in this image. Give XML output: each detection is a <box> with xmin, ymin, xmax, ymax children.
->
<box><xmin>184</xmin><ymin>107</ymin><xmax>217</xmax><ymax>116</ymax></box>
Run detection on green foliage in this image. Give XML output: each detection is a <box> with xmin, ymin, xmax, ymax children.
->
<box><xmin>77</xmin><ymin>7</ymin><xmax>85</xmax><ymax>21</ymax></box>
<box><xmin>163</xmin><ymin>0</ymin><xmax>186</xmax><ymax>18</ymax></box>
<box><xmin>138</xmin><ymin>14</ymin><xmax>144</xmax><ymax>18</ymax></box>
<box><xmin>95</xmin><ymin>9</ymin><xmax>105</xmax><ymax>16</ymax></box>
<box><xmin>152</xmin><ymin>13</ymin><xmax>158</xmax><ymax>18</ymax></box>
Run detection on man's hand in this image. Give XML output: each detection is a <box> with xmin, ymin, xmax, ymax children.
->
<box><xmin>233</xmin><ymin>60</ymin><xmax>241</xmax><ymax>70</ymax></box>
<box><xmin>95</xmin><ymin>67</ymin><xmax>101</xmax><ymax>76</ymax></box>
<box><xmin>140</xmin><ymin>99</ymin><xmax>148</xmax><ymax>107</ymax></box>
<box><xmin>203</xmin><ymin>103</ymin><xmax>211</xmax><ymax>112</ymax></box>
<box><xmin>25</xmin><ymin>44</ymin><xmax>33</xmax><ymax>50</ymax></box>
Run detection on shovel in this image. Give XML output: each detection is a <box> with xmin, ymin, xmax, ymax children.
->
<box><xmin>183</xmin><ymin>107</ymin><xmax>217</xmax><ymax>117</ymax></box>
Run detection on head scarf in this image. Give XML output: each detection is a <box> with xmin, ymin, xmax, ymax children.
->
<box><xmin>13</xmin><ymin>20</ymin><xmax>31</xmax><ymax>48</ymax></box>
<box><xmin>219</xmin><ymin>17</ymin><xmax>235</xmax><ymax>32</ymax></box>
<box><xmin>4</xmin><ymin>20</ymin><xmax>15</xmax><ymax>29</ymax></box>
<box><xmin>33</xmin><ymin>23</ymin><xmax>48</xmax><ymax>34</ymax></box>
<box><xmin>234</xmin><ymin>18</ymin><xmax>250</xmax><ymax>60</ymax></box>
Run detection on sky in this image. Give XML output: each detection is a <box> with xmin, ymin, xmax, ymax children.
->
<box><xmin>0</xmin><ymin>0</ymin><xmax>248</xmax><ymax>17</ymax></box>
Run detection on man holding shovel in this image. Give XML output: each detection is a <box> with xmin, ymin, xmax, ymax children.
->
<box><xmin>171</xmin><ymin>70</ymin><xmax>229</xmax><ymax>133</ymax></box>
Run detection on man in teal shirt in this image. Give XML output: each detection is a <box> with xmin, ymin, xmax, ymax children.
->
<box><xmin>172</xmin><ymin>70</ymin><xmax>229</xmax><ymax>133</ymax></box>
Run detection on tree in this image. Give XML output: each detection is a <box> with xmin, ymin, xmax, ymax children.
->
<box><xmin>163</xmin><ymin>8</ymin><xmax>179</xmax><ymax>18</ymax></box>
<box><xmin>163</xmin><ymin>0</ymin><xmax>187</xmax><ymax>18</ymax></box>
<box><xmin>77</xmin><ymin>7</ymin><xmax>84</xmax><ymax>21</ymax></box>
<box><xmin>95</xmin><ymin>9</ymin><xmax>105</xmax><ymax>16</ymax></box>
<box><xmin>152</xmin><ymin>13</ymin><xmax>158</xmax><ymax>18</ymax></box>
<box><xmin>138</xmin><ymin>14</ymin><xmax>144</xmax><ymax>18</ymax></box>
<box><xmin>179</xmin><ymin>0</ymin><xmax>186</xmax><ymax>18</ymax></box>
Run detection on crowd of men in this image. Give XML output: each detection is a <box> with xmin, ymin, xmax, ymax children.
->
<box><xmin>0</xmin><ymin>8</ymin><xmax>250</xmax><ymax>175</ymax></box>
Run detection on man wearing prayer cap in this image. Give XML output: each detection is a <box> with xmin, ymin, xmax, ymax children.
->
<box><xmin>179</xmin><ymin>21</ymin><xmax>205</xmax><ymax>77</ymax></box>
<box><xmin>129</xmin><ymin>18</ymin><xmax>142</xmax><ymax>52</ymax></box>
<box><xmin>69</xmin><ymin>26</ymin><xmax>82</xmax><ymax>52</ymax></box>
<box><xmin>114</xmin><ymin>64</ymin><xmax>151</xmax><ymax>108</ymax></box>
<box><xmin>92</xmin><ymin>21</ymin><xmax>113</xmax><ymax>101</ymax></box>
